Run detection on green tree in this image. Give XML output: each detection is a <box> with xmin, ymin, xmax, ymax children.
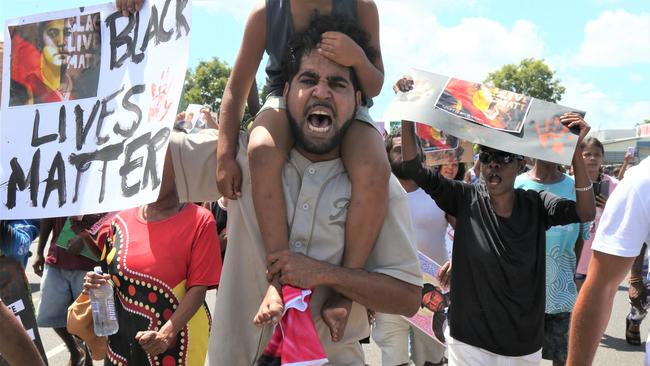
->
<box><xmin>179</xmin><ymin>57</ymin><xmax>231</xmax><ymax>113</ymax></box>
<box><xmin>636</xmin><ymin>119</ymin><xmax>650</xmax><ymax>126</ymax></box>
<box><xmin>179</xmin><ymin>57</ymin><xmax>261</xmax><ymax>123</ymax></box>
<box><xmin>485</xmin><ymin>58</ymin><xmax>566</xmax><ymax>103</ymax></box>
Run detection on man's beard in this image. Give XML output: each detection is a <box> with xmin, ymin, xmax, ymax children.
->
<box><xmin>286</xmin><ymin>95</ymin><xmax>356</xmax><ymax>156</ymax></box>
<box><xmin>390</xmin><ymin>159</ymin><xmax>409</xmax><ymax>179</ymax></box>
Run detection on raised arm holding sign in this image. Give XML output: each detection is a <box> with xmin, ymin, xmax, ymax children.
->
<box><xmin>397</xmin><ymin>75</ymin><xmax>595</xmax><ymax>362</ymax></box>
<box><xmin>1</xmin><ymin>0</ymin><xmax>191</xmax><ymax>220</ymax></box>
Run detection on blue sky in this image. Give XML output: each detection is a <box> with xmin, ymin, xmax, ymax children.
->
<box><xmin>2</xmin><ymin>0</ymin><xmax>648</xmax><ymax>130</ymax></box>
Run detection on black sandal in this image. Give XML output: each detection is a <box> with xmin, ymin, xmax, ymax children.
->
<box><xmin>626</xmin><ymin>318</ymin><xmax>642</xmax><ymax>346</ymax></box>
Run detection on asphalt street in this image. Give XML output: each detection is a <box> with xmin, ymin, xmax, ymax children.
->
<box><xmin>23</xmin><ymin>237</ymin><xmax>646</xmax><ymax>365</ymax></box>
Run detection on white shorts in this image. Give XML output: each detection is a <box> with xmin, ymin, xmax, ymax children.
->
<box><xmin>446</xmin><ymin>328</ymin><xmax>542</xmax><ymax>366</ymax></box>
<box><xmin>371</xmin><ymin>312</ymin><xmax>445</xmax><ymax>366</ymax></box>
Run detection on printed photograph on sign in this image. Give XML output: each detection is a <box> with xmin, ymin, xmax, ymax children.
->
<box><xmin>416</xmin><ymin>123</ymin><xmax>473</xmax><ymax>167</ymax></box>
<box><xmin>8</xmin><ymin>13</ymin><xmax>101</xmax><ymax>107</ymax></box>
<box><xmin>435</xmin><ymin>77</ymin><xmax>532</xmax><ymax>133</ymax></box>
<box><xmin>174</xmin><ymin>104</ymin><xmax>206</xmax><ymax>133</ymax></box>
<box><xmin>389</xmin><ymin>121</ymin><xmax>473</xmax><ymax>167</ymax></box>
<box><xmin>404</xmin><ymin>252</ymin><xmax>449</xmax><ymax>346</ymax></box>
<box><xmin>416</xmin><ymin>123</ymin><xmax>459</xmax><ymax>151</ymax></box>
<box><xmin>389</xmin><ymin>121</ymin><xmax>401</xmax><ymax>134</ymax></box>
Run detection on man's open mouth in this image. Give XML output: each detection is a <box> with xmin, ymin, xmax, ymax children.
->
<box><xmin>487</xmin><ymin>173</ymin><xmax>502</xmax><ymax>185</ymax></box>
<box><xmin>307</xmin><ymin>110</ymin><xmax>333</xmax><ymax>133</ymax></box>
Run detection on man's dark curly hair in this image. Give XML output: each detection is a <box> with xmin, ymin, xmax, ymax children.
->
<box><xmin>284</xmin><ymin>13</ymin><xmax>378</xmax><ymax>93</ymax></box>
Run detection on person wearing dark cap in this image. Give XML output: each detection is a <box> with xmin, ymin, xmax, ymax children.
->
<box><xmin>396</xmin><ymin>76</ymin><xmax>595</xmax><ymax>366</ymax></box>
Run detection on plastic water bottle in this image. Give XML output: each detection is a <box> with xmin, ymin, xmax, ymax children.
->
<box><xmin>90</xmin><ymin>266</ymin><xmax>119</xmax><ymax>336</ymax></box>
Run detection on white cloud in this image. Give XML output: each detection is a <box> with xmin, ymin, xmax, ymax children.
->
<box><xmin>561</xmin><ymin>77</ymin><xmax>649</xmax><ymax>129</ymax></box>
<box><xmin>193</xmin><ymin>0</ymin><xmax>256</xmax><ymax>21</ymax></box>
<box><xmin>574</xmin><ymin>9</ymin><xmax>650</xmax><ymax>67</ymax></box>
<box><xmin>192</xmin><ymin>0</ymin><xmax>648</xmax><ymax>130</ymax></box>
<box><xmin>378</xmin><ymin>1</ymin><xmax>545</xmax><ymax>84</ymax></box>
<box><xmin>629</xmin><ymin>73</ymin><xmax>644</xmax><ymax>82</ymax></box>
<box><xmin>373</xmin><ymin>1</ymin><xmax>546</xmax><ymax>117</ymax></box>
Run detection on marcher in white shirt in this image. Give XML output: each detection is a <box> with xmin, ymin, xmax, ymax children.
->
<box><xmin>568</xmin><ymin>156</ymin><xmax>650</xmax><ymax>365</ymax></box>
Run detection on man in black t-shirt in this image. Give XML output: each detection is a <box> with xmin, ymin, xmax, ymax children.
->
<box><xmin>395</xmin><ymin>76</ymin><xmax>596</xmax><ymax>366</ymax></box>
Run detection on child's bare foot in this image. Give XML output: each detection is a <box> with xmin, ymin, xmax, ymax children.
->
<box><xmin>254</xmin><ymin>284</ymin><xmax>284</xmax><ymax>326</ymax></box>
<box><xmin>321</xmin><ymin>292</ymin><xmax>352</xmax><ymax>342</ymax></box>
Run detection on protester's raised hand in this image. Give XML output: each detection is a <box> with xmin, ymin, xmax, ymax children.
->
<box><xmin>318</xmin><ymin>31</ymin><xmax>365</xmax><ymax>68</ymax></box>
<box><xmin>560</xmin><ymin>112</ymin><xmax>590</xmax><ymax>144</ymax></box>
<box><xmin>393</xmin><ymin>76</ymin><xmax>414</xmax><ymax>94</ymax></box>
<box><xmin>115</xmin><ymin>0</ymin><xmax>145</xmax><ymax>17</ymax></box>
<box><xmin>624</xmin><ymin>151</ymin><xmax>634</xmax><ymax>164</ymax></box>
<box><xmin>216</xmin><ymin>157</ymin><xmax>242</xmax><ymax>200</ymax></box>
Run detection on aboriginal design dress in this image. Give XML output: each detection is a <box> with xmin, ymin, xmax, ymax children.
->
<box><xmin>97</xmin><ymin>204</ymin><xmax>221</xmax><ymax>366</ymax></box>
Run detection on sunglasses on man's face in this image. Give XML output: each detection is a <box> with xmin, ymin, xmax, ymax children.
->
<box><xmin>479</xmin><ymin>151</ymin><xmax>522</xmax><ymax>165</ymax></box>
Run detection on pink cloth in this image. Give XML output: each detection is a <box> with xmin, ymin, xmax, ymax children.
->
<box><xmin>576</xmin><ymin>174</ymin><xmax>619</xmax><ymax>275</ymax></box>
<box><xmin>259</xmin><ymin>285</ymin><xmax>328</xmax><ymax>366</ymax></box>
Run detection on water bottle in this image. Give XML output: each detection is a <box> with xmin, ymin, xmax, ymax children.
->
<box><xmin>90</xmin><ymin>266</ymin><xmax>119</xmax><ymax>336</ymax></box>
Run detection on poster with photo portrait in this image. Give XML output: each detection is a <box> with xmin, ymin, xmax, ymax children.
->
<box><xmin>8</xmin><ymin>13</ymin><xmax>100</xmax><ymax>107</ymax></box>
<box><xmin>404</xmin><ymin>252</ymin><xmax>450</xmax><ymax>346</ymax></box>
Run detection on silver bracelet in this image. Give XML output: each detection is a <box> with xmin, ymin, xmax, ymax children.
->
<box><xmin>575</xmin><ymin>185</ymin><xmax>593</xmax><ymax>192</ymax></box>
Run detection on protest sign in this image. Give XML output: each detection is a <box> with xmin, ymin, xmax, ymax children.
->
<box><xmin>384</xmin><ymin>69</ymin><xmax>584</xmax><ymax>165</ymax></box>
<box><xmin>55</xmin><ymin>218</ymin><xmax>99</xmax><ymax>261</ymax></box>
<box><xmin>387</xmin><ymin>121</ymin><xmax>474</xmax><ymax>167</ymax></box>
<box><xmin>404</xmin><ymin>251</ymin><xmax>449</xmax><ymax>346</ymax></box>
<box><xmin>416</xmin><ymin>123</ymin><xmax>473</xmax><ymax>167</ymax></box>
<box><xmin>174</xmin><ymin>103</ymin><xmax>203</xmax><ymax>133</ymax></box>
<box><xmin>436</xmin><ymin>77</ymin><xmax>532</xmax><ymax>133</ymax></box>
<box><xmin>1</xmin><ymin>0</ymin><xmax>192</xmax><ymax>219</ymax></box>
<box><xmin>0</xmin><ymin>256</ymin><xmax>48</xmax><ymax>365</ymax></box>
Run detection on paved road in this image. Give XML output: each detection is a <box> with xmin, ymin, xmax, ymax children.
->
<box><xmin>365</xmin><ymin>282</ymin><xmax>647</xmax><ymax>366</ymax></box>
<box><xmin>25</xmin><ymin>238</ymin><xmax>646</xmax><ymax>365</ymax></box>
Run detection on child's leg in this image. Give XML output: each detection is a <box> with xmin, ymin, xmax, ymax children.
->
<box><xmin>248</xmin><ymin>108</ymin><xmax>293</xmax><ymax>325</ymax></box>
<box><xmin>341</xmin><ymin>121</ymin><xmax>389</xmax><ymax>268</ymax></box>
<box><xmin>322</xmin><ymin>120</ymin><xmax>390</xmax><ymax>341</ymax></box>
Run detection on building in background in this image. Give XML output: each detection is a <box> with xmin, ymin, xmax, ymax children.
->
<box><xmin>589</xmin><ymin>126</ymin><xmax>650</xmax><ymax>164</ymax></box>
